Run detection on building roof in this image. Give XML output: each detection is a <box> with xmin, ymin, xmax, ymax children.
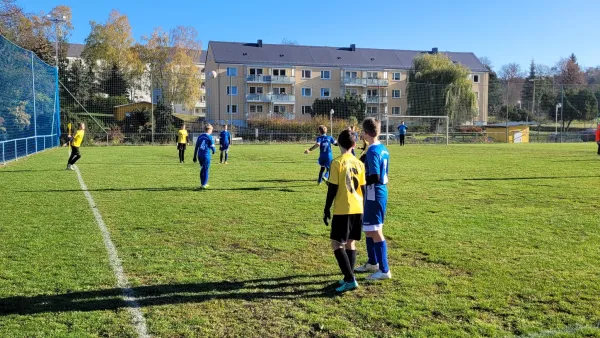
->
<box><xmin>208</xmin><ymin>41</ymin><xmax>488</xmax><ymax>72</ymax></box>
<box><xmin>67</xmin><ymin>43</ymin><xmax>207</xmax><ymax>64</ymax></box>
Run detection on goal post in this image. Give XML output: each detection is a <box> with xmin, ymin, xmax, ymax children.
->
<box><xmin>384</xmin><ymin>115</ymin><xmax>449</xmax><ymax>146</ymax></box>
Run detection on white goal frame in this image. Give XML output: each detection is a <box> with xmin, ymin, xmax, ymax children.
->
<box><xmin>384</xmin><ymin>115</ymin><xmax>449</xmax><ymax>146</ymax></box>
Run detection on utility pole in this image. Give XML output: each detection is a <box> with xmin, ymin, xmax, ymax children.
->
<box><xmin>529</xmin><ymin>79</ymin><xmax>536</xmax><ymax>124</ymax></box>
<box><xmin>45</xmin><ymin>15</ymin><xmax>67</xmax><ymax>69</ymax></box>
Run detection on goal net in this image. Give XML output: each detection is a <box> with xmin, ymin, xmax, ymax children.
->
<box><xmin>384</xmin><ymin>115</ymin><xmax>449</xmax><ymax>145</ymax></box>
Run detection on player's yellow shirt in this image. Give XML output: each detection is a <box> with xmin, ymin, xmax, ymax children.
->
<box><xmin>329</xmin><ymin>153</ymin><xmax>366</xmax><ymax>215</ymax></box>
<box><xmin>177</xmin><ymin>129</ymin><xmax>188</xmax><ymax>144</ymax></box>
<box><xmin>72</xmin><ymin>130</ymin><xmax>85</xmax><ymax>147</ymax></box>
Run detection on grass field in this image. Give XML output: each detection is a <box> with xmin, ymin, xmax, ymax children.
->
<box><xmin>1</xmin><ymin>143</ymin><xmax>600</xmax><ymax>337</ymax></box>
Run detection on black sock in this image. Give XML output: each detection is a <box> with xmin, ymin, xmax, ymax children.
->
<box><xmin>346</xmin><ymin>250</ymin><xmax>357</xmax><ymax>271</ymax></box>
<box><xmin>334</xmin><ymin>248</ymin><xmax>354</xmax><ymax>283</ymax></box>
<box><xmin>220</xmin><ymin>151</ymin><xmax>224</xmax><ymax>163</ymax></box>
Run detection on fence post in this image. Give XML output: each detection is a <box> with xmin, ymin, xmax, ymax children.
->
<box><xmin>31</xmin><ymin>52</ymin><xmax>38</xmax><ymax>153</ymax></box>
<box><xmin>26</xmin><ymin>138</ymin><xmax>28</xmax><ymax>156</ymax></box>
<box><xmin>14</xmin><ymin>140</ymin><xmax>17</xmax><ymax>160</ymax></box>
<box><xmin>2</xmin><ymin>143</ymin><xmax>5</xmax><ymax>164</ymax></box>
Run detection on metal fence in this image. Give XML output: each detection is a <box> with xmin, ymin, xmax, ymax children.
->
<box><xmin>0</xmin><ymin>34</ymin><xmax>60</xmax><ymax>164</ymax></box>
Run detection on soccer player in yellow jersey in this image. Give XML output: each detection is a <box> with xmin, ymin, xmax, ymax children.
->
<box><xmin>323</xmin><ymin>129</ymin><xmax>366</xmax><ymax>292</ymax></box>
<box><xmin>64</xmin><ymin>122</ymin><xmax>85</xmax><ymax>171</ymax></box>
<box><xmin>176</xmin><ymin>124</ymin><xmax>189</xmax><ymax>163</ymax></box>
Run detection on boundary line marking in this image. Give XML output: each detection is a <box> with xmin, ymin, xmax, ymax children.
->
<box><xmin>74</xmin><ymin>166</ymin><xmax>150</xmax><ymax>338</ymax></box>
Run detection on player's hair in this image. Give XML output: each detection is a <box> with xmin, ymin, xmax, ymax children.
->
<box><xmin>205</xmin><ymin>124</ymin><xmax>213</xmax><ymax>132</ymax></box>
<box><xmin>337</xmin><ymin>129</ymin><xmax>356</xmax><ymax>150</ymax></box>
<box><xmin>318</xmin><ymin>125</ymin><xmax>327</xmax><ymax>134</ymax></box>
<box><xmin>181</xmin><ymin>124</ymin><xmax>186</xmax><ymax>129</ymax></box>
<box><xmin>78</xmin><ymin>122</ymin><xmax>85</xmax><ymax>129</ymax></box>
<box><xmin>362</xmin><ymin>117</ymin><xmax>380</xmax><ymax>137</ymax></box>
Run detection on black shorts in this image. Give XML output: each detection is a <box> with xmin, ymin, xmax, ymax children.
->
<box><xmin>177</xmin><ymin>143</ymin><xmax>186</xmax><ymax>150</ymax></box>
<box><xmin>330</xmin><ymin>214</ymin><xmax>363</xmax><ymax>244</ymax></box>
<box><xmin>71</xmin><ymin>146</ymin><xmax>81</xmax><ymax>156</ymax></box>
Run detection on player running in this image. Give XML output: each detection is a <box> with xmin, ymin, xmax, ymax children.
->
<box><xmin>64</xmin><ymin>122</ymin><xmax>85</xmax><ymax>171</ymax></box>
<box><xmin>177</xmin><ymin>124</ymin><xmax>189</xmax><ymax>163</ymax></box>
<box><xmin>193</xmin><ymin>124</ymin><xmax>216</xmax><ymax>189</ymax></box>
<box><xmin>219</xmin><ymin>125</ymin><xmax>232</xmax><ymax>164</ymax></box>
<box><xmin>323</xmin><ymin>129</ymin><xmax>366</xmax><ymax>292</ymax></box>
<box><xmin>304</xmin><ymin>125</ymin><xmax>337</xmax><ymax>185</ymax></box>
<box><xmin>355</xmin><ymin>117</ymin><xmax>392</xmax><ymax>280</ymax></box>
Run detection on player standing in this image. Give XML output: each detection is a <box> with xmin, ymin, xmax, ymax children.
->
<box><xmin>219</xmin><ymin>125</ymin><xmax>232</xmax><ymax>164</ymax></box>
<box><xmin>323</xmin><ymin>129</ymin><xmax>366</xmax><ymax>292</ymax></box>
<box><xmin>355</xmin><ymin>117</ymin><xmax>392</xmax><ymax>280</ymax></box>
<box><xmin>193</xmin><ymin>124</ymin><xmax>216</xmax><ymax>189</ymax></box>
<box><xmin>596</xmin><ymin>125</ymin><xmax>600</xmax><ymax>155</ymax></box>
<box><xmin>177</xmin><ymin>124</ymin><xmax>189</xmax><ymax>163</ymax></box>
<box><xmin>304</xmin><ymin>125</ymin><xmax>337</xmax><ymax>185</ymax></box>
<box><xmin>349</xmin><ymin>126</ymin><xmax>359</xmax><ymax>156</ymax></box>
<box><xmin>398</xmin><ymin>121</ymin><xmax>407</xmax><ymax>146</ymax></box>
<box><xmin>64</xmin><ymin>122</ymin><xmax>85</xmax><ymax>170</ymax></box>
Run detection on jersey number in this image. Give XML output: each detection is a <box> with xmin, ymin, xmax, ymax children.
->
<box><xmin>345</xmin><ymin>167</ymin><xmax>360</xmax><ymax>194</ymax></box>
<box><xmin>200</xmin><ymin>140</ymin><xmax>207</xmax><ymax>150</ymax></box>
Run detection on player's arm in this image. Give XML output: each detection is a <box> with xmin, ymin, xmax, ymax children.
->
<box><xmin>365</xmin><ymin>152</ymin><xmax>380</xmax><ymax>185</ymax></box>
<box><xmin>323</xmin><ymin>183</ymin><xmax>338</xmax><ymax>226</ymax></box>
<box><xmin>228</xmin><ymin>132</ymin><xmax>232</xmax><ymax>146</ymax></box>
<box><xmin>209</xmin><ymin>137</ymin><xmax>216</xmax><ymax>154</ymax></box>
<box><xmin>193</xmin><ymin>138</ymin><xmax>200</xmax><ymax>162</ymax></box>
<box><xmin>62</xmin><ymin>134</ymin><xmax>73</xmax><ymax>147</ymax></box>
<box><xmin>304</xmin><ymin>142</ymin><xmax>319</xmax><ymax>154</ymax></box>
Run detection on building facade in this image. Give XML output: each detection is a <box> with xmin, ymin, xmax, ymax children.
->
<box><xmin>205</xmin><ymin>40</ymin><xmax>489</xmax><ymax>126</ymax></box>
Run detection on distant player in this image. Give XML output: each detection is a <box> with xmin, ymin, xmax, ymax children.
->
<box><xmin>64</xmin><ymin>122</ymin><xmax>85</xmax><ymax>171</ymax></box>
<box><xmin>219</xmin><ymin>125</ymin><xmax>232</xmax><ymax>164</ymax></box>
<box><xmin>355</xmin><ymin>117</ymin><xmax>391</xmax><ymax>280</ymax></box>
<box><xmin>596</xmin><ymin>125</ymin><xmax>600</xmax><ymax>155</ymax></box>
<box><xmin>193</xmin><ymin>124</ymin><xmax>216</xmax><ymax>189</ymax></box>
<box><xmin>323</xmin><ymin>129</ymin><xmax>366</xmax><ymax>292</ymax></box>
<box><xmin>304</xmin><ymin>125</ymin><xmax>337</xmax><ymax>185</ymax></box>
<box><xmin>349</xmin><ymin>126</ymin><xmax>359</xmax><ymax>156</ymax></box>
<box><xmin>398</xmin><ymin>121</ymin><xmax>407</xmax><ymax>146</ymax></box>
<box><xmin>177</xmin><ymin>124</ymin><xmax>189</xmax><ymax>163</ymax></box>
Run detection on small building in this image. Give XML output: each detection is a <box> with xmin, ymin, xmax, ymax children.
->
<box><xmin>486</xmin><ymin>122</ymin><xmax>531</xmax><ymax>143</ymax></box>
<box><xmin>113</xmin><ymin>102</ymin><xmax>155</xmax><ymax>121</ymax></box>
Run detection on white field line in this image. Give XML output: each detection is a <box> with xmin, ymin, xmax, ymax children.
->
<box><xmin>74</xmin><ymin>166</ymin><xmax>150</xmax><ymax>338</ymax></box>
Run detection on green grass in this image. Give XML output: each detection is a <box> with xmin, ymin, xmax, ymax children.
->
<box><xmin>1</xmin><ymin>143</ymin><xmax>600</xmax><ymax>337</ymax></box>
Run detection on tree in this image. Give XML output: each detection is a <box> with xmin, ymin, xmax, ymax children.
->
<box><xmin>406</xmin><ymin>53</ymin><xmax>477</xmax><ymax>125</ymax></box>
<box><xmin>585</xmin><ymin>66</ymin><xmax>600</xmax><ymax>85</ymax></box>
<box><xmin>557</xmin><ymin>54</ymin><xmax>585</xmax><ymax>85</ymax></box>
<box><xmin>311</xmin><ymin>94</ymin><xmax>366</xmax><ymax>121</ymax></box>
<box><xmin>562</xmin><ymin>88</ymin><xmax>599</xmax><ymax>130</ymax></box>
<box><xmin>100</xmin><ymin>63</ymin><xmax>129</xmax><ymax>97</ymax></box>
<box><xmin>478</xmin><ymin>57</ymin><xmax>503</xmax><ymax>120</ymax></box>
<box><xmin>140</xmin><ymin>26</ymin><xmax>203</xmax><ymax>111</ymax></box>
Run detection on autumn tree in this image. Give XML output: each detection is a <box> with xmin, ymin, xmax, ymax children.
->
<box><xmin>557</xmin><ymin>54</ymin><xmax>585</xmax><ymax>85</ymax></box>
<box><xmin>407</xmin><ymin>53</ymin><xmax>477</xmax><ymax>125</ymax></box>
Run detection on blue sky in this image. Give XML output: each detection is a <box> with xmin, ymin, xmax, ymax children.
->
<box><xmin>23</xmin><ymin>0</ymin><xmax>600</xmax><ymax>72</ymax></box>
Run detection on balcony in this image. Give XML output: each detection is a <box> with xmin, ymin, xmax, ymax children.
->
<box><xmin>246</xmin><ymin>94</ymin><xmax>270</xmax><ymax>102</ymax></box>
<box><xmin>246</xmin><ymin>75</ymin><xmax>295</xmax><ymax>84</ymax></box>
<box><xmin>270</xmin><ymin>94</ymin><xmax>295</xmax><ymax>103</ymax></box>
<box><xmin>365</xmin><ymin>78</ymin><xmax>388</xmax><ymax>86</ymax></box>
<box><xmin>365</xmin><ymin>96</ymin><xmax>388</xmax><ymax>104</ymax></box>
<box><xmin>343</xmin><ymin>77</ymin><xmax>388</xmax><ymax>87</ymax></box>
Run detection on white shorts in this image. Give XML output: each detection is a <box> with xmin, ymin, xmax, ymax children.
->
<box><xmin>363</xmin><ymin>223</ymin><xmax>383</xmax><ymax>232</ymax></box>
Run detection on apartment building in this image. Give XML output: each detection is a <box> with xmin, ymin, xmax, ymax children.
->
<box><xmin>205</xmin><ymin>40</ymin><xmax>489</xmax><ymax>125</ymax></box>
<box><xmin>66</xmin><ymin>44</ymin><xmax>207</xmax><ymax>117</ymax></box>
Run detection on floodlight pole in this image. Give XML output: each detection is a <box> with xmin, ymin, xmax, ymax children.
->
<box><xmin>555</xmin><ymin>103</ymin><xmax>561</xmax><ymax>135</ymax></box>
<box><xmin>45</xmin><ymin>15</ymin><xmax>66</xmax><ymax>68</ymax></box>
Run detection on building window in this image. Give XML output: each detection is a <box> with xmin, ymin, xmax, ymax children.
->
<box><xmin>473</xmin><ymin>74</ymin><xmax>479</xmax><ymax>83</ymax></box>
<box><xmin>320</xmin><ymin>88</ymin><xmax>331</xmax><ymax>97</ymax></box>
<box><xmin>345</xmin><ymin>71</ymin><xmax>358</xmax><ymax>78</ymax></box>
<box><xmin>302</xmin><ymin>105</ymin><xmax>313</xmax><ymax>115</ymax></box>
<box><xmin>273</xmin><ymin>87</ymin><xmax>286</xmax><ymax>95</ymax></box>
<box><xmin>226</xmin><ymin>67</ymin><xmax>237</xmax><ymax>76</ymax></box>
<box><xmin>392</xmin><ymin>106</ymin><xmax>401</xmax><ymax>115</ymax></box>
<box><xmin>346</xmin><ymin>88</ymin><xmax>358</xmax><ymax>96</ymax></box>
<box><xmin>367</xmin><ymin>72</ymin><xmax>378</xmax><ymax>79</ymax></box>
<box><xmin>273</xmin><ymin>105</ymin><xmax>286</xmax><ymax>113</ymax></box>
<box><xmin>250</xmin><ymin>105</ymin><xmax>264</xmax><ymax>113</ymax></box>
<box><xmin>392</xmin><ymin>90</ymin><xmax>401</xmax><ymax>98</ymax></box>
<box><xmin>249</xmin><ymin>68</ymin><xmax>263</xmax><ymax>75</ymax></box>
<box><xmin>249</xmin><ymin>87</ymin><xmax>263</xmax><ymax>94</ymax></box>
<box><xmin>321</xmin><ymin>70</ymin><xmax>331</xmax><ymax>79</ymax></box>
<box><xmin>302</xmin><ymin>70</ymin><xmax>312</xmax><ymax>79</ymax></box>
<box><xmin>226</xmin><ymin>105</ymin><xmax>238</xmax><ymax>114</ymax></box>
<box><xmin>367</xmin><ymin>107</ymin><xmax>378</xmax><ymax>115</ymax></box>
<box><xmin>392</xmin><ymin>72</ymin><xmax>401</xmax><ymax>81</ymax></box>
<box><xmin>227</xmin><ymin>86</ymin><xmax>238</xmax><ymax>96</ymax></box>
<box><xmin>302</xmin><ymin>88</ymin><xmax>312</xmax><ymax>97</ymax></box>
<box><xmin>273</xmin><ymin>69</ymin><xmax>286</xmax><ymax>76</ymax></box>
<box><xmin>367</xmin><ymin>89</ymin><xmax>378</xmax><ymax>97</ymax></box>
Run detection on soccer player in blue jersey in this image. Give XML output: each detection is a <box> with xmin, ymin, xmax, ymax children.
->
<box><xmin>355</xmin><ymin>117</ymin><xmax>392</xmax><ymax>280</ymax></box>
<box><xmin>193</xmin><ymin>124</ymin><xmax>216</xmax><ymax>189</ymax></box>
<box><xmin>349</xmin><ymin>126</ymin><xmax>360</xmax><ymax>156</ymax></box>
<box><xmin>304</xmin><ymin>125</ymin><xmax>337</xmax><ymax>185</ymax></box>
<box><xmin>219</xmin><ymin>124</ymin><xmax>232</xmax><ymax>164</ymax></box>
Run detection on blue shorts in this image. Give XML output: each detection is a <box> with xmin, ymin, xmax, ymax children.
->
<box><xmin>220</xmin><ymin>144</ymin><xmax>229</xmax><ymax>151</ymax></box>
<box><xmin>318</xmin><ymin>156</ymin><xmax>332</xmax><ymax>168</ymax></box>
<box><xmin>363</xmin><ymin>198</ymin><xmax>387</xmax><ymax>232</ymax></box>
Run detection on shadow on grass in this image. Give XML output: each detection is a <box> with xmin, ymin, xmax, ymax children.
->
<box><xmin>438</xmin><ymin>175</ymin><xmax>598</xmax><ymax>182</ymax></box>
<box><xmin>0</xmin><ymin>169</ymin><xmax>63</xmax><ymax>173</ymax></box>
<box><xmin>19</xmin><ymin>184</ymin><xmax>314</xmax><ymax>193</ymax></box>
<box><xmin>241</xmin><ymin>179</ymin><xmax>316</xmax><ymax>183</ymax></box>
<box><xmin>0</xmin><ymin>274</ymin><xmax>338</xmax><ymax>316</ymax></box>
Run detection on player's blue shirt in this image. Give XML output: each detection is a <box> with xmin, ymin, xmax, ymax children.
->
<box><xmin>316</xmin><ymin>135</ymin><xmax>336</xmax><ymax>159</ymax></box>
<box><xmin>220</xmin><ymin>130</ymin><xmax>231</xmax><ymax>146</ymax></box>
<box><xmin>365</xmin><ymin>143</ymin><xmax>389</xmax><ymax>200</ymax></box>
<box><xmin>196</xmin><ymin>133</ymin><xmax>215</xmax><ymax>158</ymax></box>
<box><xmin>398</xmin><ymin>124</ymin><xmax>408</xmax><ymax>135</ymax></box>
